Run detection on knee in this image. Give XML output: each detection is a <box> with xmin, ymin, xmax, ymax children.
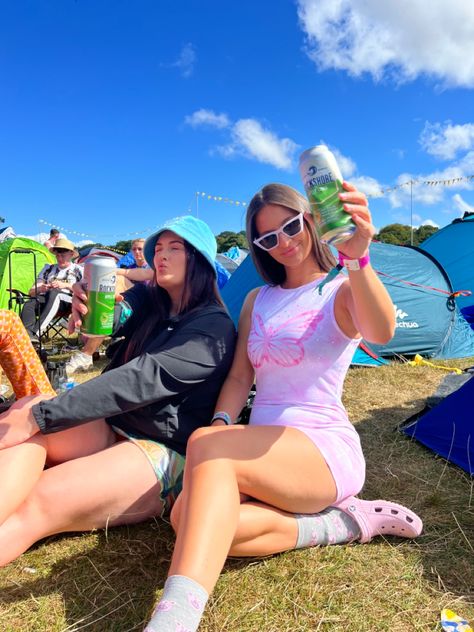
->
<box><xmin>186</xmin><ymin>426</ymin><xmax>226</xmax><ymax>467</ymax></box>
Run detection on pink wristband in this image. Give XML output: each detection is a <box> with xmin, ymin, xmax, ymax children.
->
<box><xmin>338</xmin><ymin>252</ymin><xmax>370</xmax><ymax>271</ymax></box>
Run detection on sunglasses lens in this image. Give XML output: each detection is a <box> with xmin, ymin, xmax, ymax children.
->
<box><xmin>283</xmin><ymin>217</ymin><xmax>302</xmax><ymax>237</ymax></box>
<box><xmin>259</xmin><ymin>234</ymin><xmax>278</xmax><ymax>250</ymax></box>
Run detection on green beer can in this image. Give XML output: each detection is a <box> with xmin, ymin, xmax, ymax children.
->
<box><xmin>81</xmin><ymin>257</ymin><xmax>117</xmax><ymax>337</ymax></box>
<box><xmin>299</xmin><ymin>145</ymin><xmax>356</xmax><ymax>246</ymax></box>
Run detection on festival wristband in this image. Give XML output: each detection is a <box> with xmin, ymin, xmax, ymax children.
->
<box><xmin>211</xmin><ymin>411</ymin><xmax>232</xmax><ymax>425</ymax></box>
<box><xmin>338</xmin><ymin>252</ymin><xmax>370</xmax><ymax>271</ymax></box>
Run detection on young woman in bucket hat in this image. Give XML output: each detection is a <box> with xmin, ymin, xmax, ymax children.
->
<box><xmin>0</xmin><ymin>216</ymin><xmax>236</xmax><ymax>566</ymax></box>
<box><xmin>145</xmin><ymin>184</ymin><xmax>422</xmax><ymax>632</ymax></box>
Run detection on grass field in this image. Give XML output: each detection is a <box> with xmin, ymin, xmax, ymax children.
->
<box><xmin>0</xmin><ymin>355</ymin><xmax>473</xmax><ymax>631</ymax></box>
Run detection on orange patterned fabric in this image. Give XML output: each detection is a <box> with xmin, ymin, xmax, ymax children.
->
<box><xmin>0</xmin><ymin>309</ymin><xmax>56</xmax><ymax>398</ymax></box>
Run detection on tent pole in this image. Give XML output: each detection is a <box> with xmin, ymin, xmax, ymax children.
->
<box><xmin>410</xmin><ymin>180</ymin><xmax>414</xmax><ymax>246</ymax></box>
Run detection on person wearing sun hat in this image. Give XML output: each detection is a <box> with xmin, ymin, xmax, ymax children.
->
<box><xmin>20</xmin><ymin>237</ymin><xmax>83</xmax><ymax>341</ymax></box>
<box><xmin>0</xmin><ymin>215</ymin><xmax>236</xmax><ymax>570</ymax></box>
<box><xmin>144</xmin><ymin>215</ymin><xmax>218</xmax><ymax>275</ymax></box>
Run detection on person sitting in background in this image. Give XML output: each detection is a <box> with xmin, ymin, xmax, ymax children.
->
<box><xmin>43</xmin><ymin>228</ymin><xmax>60</xmax><ymax>251</ymax></box>
<box><xmin>20</xmin><ymin>238</ymin><xmax>83</xmax><ymax>343</ymax></box>
<box><xmin>119</xmin><ymin>238</ymin><xmax>151</xmax><ymax>277</ymax></box>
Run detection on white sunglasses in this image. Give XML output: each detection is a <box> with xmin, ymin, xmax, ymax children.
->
<box><xmin>253</xmin><ymin>213</ymin><xmax>305</xmax><ymax>251</ymax></box>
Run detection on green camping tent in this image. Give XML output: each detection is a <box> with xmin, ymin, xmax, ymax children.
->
<box><xmin>0</xmin><ymin>238</ymin><xmax>55</xmax><ymax>311</ymax></box>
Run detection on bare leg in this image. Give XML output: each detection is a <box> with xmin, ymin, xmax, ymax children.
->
<box><xmin>81</xmin><ymin>335</ymin><xmax>104</xmax><ymax>356</ymax></box>
<box><xmin>170</xmin><ymin>494</ymin><xmax>298</xmax><ymax>557</ymax></box>
<box><xmin>0</xmin><ymin>416</ymin><xmax>116</xmax><ymax>525</ymax></box>
<box><xmin>0</xmin><ymin>440</ymin><xmax>162</xmax><ymax>566</ymax></box>
<box><xmin>169</xmin><ymin>424</ymin><xmax>337</xmax><ymax>594</ymax></box>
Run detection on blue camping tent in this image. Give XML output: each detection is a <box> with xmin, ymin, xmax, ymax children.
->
<box><xmin>420</xmin><ymin>213</ymin><xmax>474</xmax><ymax>311</ymax></box>
<box><xmin>221</xmin><ymin>241</ymin><xmax>474</xmax><ymax>362</ymax></box>
<box><xmin>400</xmin><ymin>374</ymin><xmax>474</xmax><ymax>475</ymax></box>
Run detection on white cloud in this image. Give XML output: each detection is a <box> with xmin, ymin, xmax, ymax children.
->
<box><xmin>229</xmin><ymin>119</ymin><xmax>299</xmax><ymax>170</ymax></box>
<box><xmin>351</xmin><ymin>175</ymin><xmax>383</xmax><ymax>197</ymax></box>
<box><xmin>420</xmin><ymin>121</ymin><xmax>474</xmax><ymax>160</ymax></box>
<box><xmin>331</xmin><ymin>147</ymin><xmax>356</xmax><ymax>178</ymax></box>
<box><xmin>184</xmin><ymin>109</ymin><xmax>230</xmax><ymax>129</ymax></box>
<box><xmin>297</xmin><ymin>0</ymin><xmax>474</xmax><ymax>87</ymax></box>
<box><xmin>75</xmin><ymin>239</ymin><xmax>94</xmax><ymax>248</ymax></box>
<box><xmin>185</xmin><ymin>108</ymin><xmax>298</xmax><ymax>170</ymax></box>
<box><xmin>452</xmin><ymin>193</ymin><xmax>474</xmax><ymax>216</ymax></box>
<box><xmin>421</xmin><ymin>218</ymin><xmax>439</xmax><ymax>228</ymax></box>
<box><xmin>167</xmin><ymin>43</ymin><xmax>196</xmax><ymax>79</ymax></box>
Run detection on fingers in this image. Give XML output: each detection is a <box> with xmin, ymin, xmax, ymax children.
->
<box><xmin>72</xmin><ymin>281</ymin><xmax>87</xmax><ymax>300</ymax></box>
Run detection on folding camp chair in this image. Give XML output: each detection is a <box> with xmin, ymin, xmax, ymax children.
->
<box><xmin>7</xmin><ymin>248</ymin><xmax>72</xmax><ymax>353</ymax></box>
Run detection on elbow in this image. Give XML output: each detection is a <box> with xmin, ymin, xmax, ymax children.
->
<box><xmin>365</xmin><ymin>323</ymin><xmax>395</xmax><ymax>346</ymax></box>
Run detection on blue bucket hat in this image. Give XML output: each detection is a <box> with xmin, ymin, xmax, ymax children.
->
<box><xmin>144</xmin><ymin>215</ymin><xmax>217</xmax><ymax>277</ymax></box>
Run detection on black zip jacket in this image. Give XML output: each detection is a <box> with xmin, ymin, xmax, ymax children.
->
<box><xmin>32</xmin><ymin>284</ymin><xmax>236</xmax><ymax>455</ymax></box>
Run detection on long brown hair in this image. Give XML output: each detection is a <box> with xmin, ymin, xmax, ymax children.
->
<box><xmin>246</xmin><ymin>183</ymin><xmax>336</xmax><ymax>286</ymax></box>
<box><xmin>123</xmin><ymin>242</ymin><xmax>223</xmax><ymax>361</ymax></box>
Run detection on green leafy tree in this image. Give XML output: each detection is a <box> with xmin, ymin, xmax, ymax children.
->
<box><xmin>375</xmin><ymin>223</ymin><xmax>438</xmax><ymax>246</ymax></box>
<box><xmin>415</xmin><ymin>224</ymin><xmax>438</xmax><ymax>245</ymax></box>
<box><xmin>376</xmin><ymin>223</ymin><xmax>412</xmax><ymax>245</ymax></box>
<box><xmin>216</xmin><ymin>231</ymin><xmax>248</xmax><ymax>253</ymax></box>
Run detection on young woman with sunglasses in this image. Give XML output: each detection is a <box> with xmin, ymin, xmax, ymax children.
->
<box><xmin>144</xmin><ymin>183</ymin><xmax>422</xmax><ymax>632</ymax></box>
<box><xmin>0</xmin><ymin>216</ymin><xmax>235</xmax><ymax>567</ymax></box>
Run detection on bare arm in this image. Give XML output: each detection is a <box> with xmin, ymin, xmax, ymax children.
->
<box><xmin>333</xmin><ymin>182</ymin><xmax>395</xmax><ymax>344</ymax></box>
<box><xmin>116</xmin><ymin>267</ymin><xmax>154</xmax><ymax>283</ymax></box>
<box><xmin>211</xmin><ymin>288</ymin><xmax>259</xmax><ymax>425</ymax></box>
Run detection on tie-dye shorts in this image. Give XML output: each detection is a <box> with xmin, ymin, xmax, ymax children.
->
<box><xmin>112</xmin><ymin>427</ymin><xmax>185</xmax><ymax>515</ymax></box>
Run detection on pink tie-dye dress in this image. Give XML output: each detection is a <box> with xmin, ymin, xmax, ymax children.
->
<box><xmin>247</xmin><ymin>275</ymin><xmax>365</xmax><ymax>501</ymax></box>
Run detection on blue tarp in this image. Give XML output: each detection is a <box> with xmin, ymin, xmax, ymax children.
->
<box><xmin>401</xmin><ymin>375</ymin><xmax>474</xmax><ymax>475</ymax></box>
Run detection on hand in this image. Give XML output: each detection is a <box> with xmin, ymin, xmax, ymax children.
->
<box><xmin>0</xmin><ymin>394</ymin><xmax>54</xmax><ymax>449</ymax></box>
<box><xmin>49</xmin><ymin>279</ymin><xmax>64</xmax><ymax>290</ymax></box>
<box><xmin>336</xmin><ymin>181</ymin><xmax>375</xmax><ymax>259</ymax></box>
<box><xmin>68</xmin><ymin>281</ymin><xmax>88</xmax><ymax>333</ymax></box>
<box><xmin>34</xmin><ymin>282</ymin><xmax>49</xmax><ymax>295</ymax></box>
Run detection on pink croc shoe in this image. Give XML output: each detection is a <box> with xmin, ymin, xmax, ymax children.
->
<box><xmin>334</xmin><ymin>496</ymin><xmax>423</xmax><ymax>543</ymax></box>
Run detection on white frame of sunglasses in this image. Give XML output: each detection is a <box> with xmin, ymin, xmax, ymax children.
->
<box><xmin>253</xmin><ymin>213</ymin><xmax>305</xmax><ymax>251</ymax></box>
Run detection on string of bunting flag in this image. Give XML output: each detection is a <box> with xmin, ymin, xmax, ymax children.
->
<box><xmin>38</xmin><ymin>218</ymin><xmax>161</xmax><ymax>240</ymax></box>
<box><xmin>367</xmin><ymin>174</ymin><xmax>474</xmax><ymax>198</ymax></box>
<box><xmin>196</xmin><ymin>191</ymin><xmax>247</xmax><ymax>206</ymax></box>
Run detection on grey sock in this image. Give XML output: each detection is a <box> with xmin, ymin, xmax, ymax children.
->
<box><xmin>144</xmin><ymin>575</ymin><xmax>208</xmax><ymax>632</ymax></box>
<box><xmin>295</xmin><ymin>507</ymin><xmax>361</xmax><ymax>549</ymax></box>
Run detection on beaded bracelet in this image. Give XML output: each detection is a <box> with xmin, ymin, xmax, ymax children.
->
<box><xmin>211</xmin><ymin>411</ymin><xmax>232</xmax><ymax>425</ymax></box>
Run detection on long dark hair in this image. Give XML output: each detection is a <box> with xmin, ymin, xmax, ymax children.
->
<box><xmin>246</xmin><ymin>183</ymin><xmax>336</xmax><ymax>285</ymax></box>
<box><xmin>123</xmin><ymin>241</ymin><xmax>223</xmax><ymax>361</ymax></box>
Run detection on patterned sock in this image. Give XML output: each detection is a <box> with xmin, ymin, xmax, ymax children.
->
<box><xmin>144</xmin><ymin>575</ymin><xmax>208</xmax><ymax>632</ymax></box>
<box><xmin>295</xmin><ymin>507</ymin><xmax>361</xmax><ymax>549</ymax></box>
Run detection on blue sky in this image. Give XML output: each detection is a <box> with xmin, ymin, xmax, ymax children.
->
<box><xmin>1</xmin><ymin>0</ymin><xmax>474</xmax><ymax>246</ymax></box>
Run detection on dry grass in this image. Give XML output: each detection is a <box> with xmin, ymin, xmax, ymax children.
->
<box><xmin>0</xmin><ymin>350</ymin><xmax>473</xmax><ymax>631</ymax></box>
